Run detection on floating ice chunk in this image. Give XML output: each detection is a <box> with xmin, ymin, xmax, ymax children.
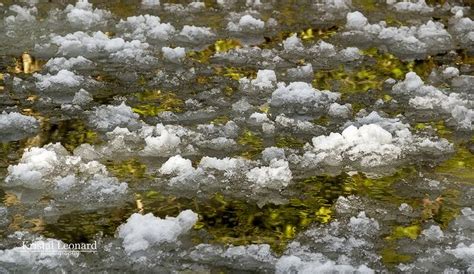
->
<box><xmin>346</xmin><ymin>11</ymin><xmax>368</xmax><ymax>30</ymax></box>
<box><xmin>275</xmin><ymin>114</ymin><xmax>318</xmax><ymax>133</ymax></box>
<box><xmin>310</xmin><ymin>124</ymin><xmax>401</xmax><ymax>167</ymax></box>
<box><xmin>287</xmin><ymin>64</ymin><xmax>313</xmax><ymax>79</ymax></box>
<box><xmin>340</xmin><ymin>47</ymin><xmax>361</xmax><ymax>61</ymax></box>
<box><xmin>142</xmin><ymin>0</ymin><xmax>160</xmax><ymax>6</ymax></box>
<box><xmin>84</xmin><ymin>174</ymin><xmax>128</xmax><ymax>199</ymax></box>
<box><xmin>44</xmin><ymin>56</ymin><xmax>93</xmax><ymax>73</ymax></box>
<box><xmin>276</xmin><ymin>255</ymin><xmax>374</xmax><ymax>274</ymax></box>
<box><xmin>282</xmin><ymin>34</ymin><xmax>304</xmax><ymax>51</ymax></box>
<box><xmin>310</xmin><ymin>41</ymin><xmax>337</xmax><ymax>57</ymax></box>
<box><xmin>117</xmin><ymin>15</ymin><xmax>175</xmax><ymax>41</ymax></box>
<box><xmin>187</xmin><ymin>1</ymin><xmax>206</xmax><ymax>10</ymax></box>
<box><xmin>262</xmin><ymin>147</ymin><xmax>286</xmax><ymax>163</ymax></box>
<box><xmin>421</xmin><ymin>225</ymin><xmax>444</xmax><ymax>241</ymax></box>
<box><xmin>399</xmin><ymin>203</ymin><xmax>413</xmax><ymax>213</ymax></box>
<box><xmin>117</xmin><ymin>210</ymin><xmax>198</xmax><ymax>254</ymax></box>
<box><xmin>6</xmin><ymin>145</ymin><xmax>60</xmax><ymax>187</ymax></box>
<box><xmin>49</xmin><ymin>31</ymin><xmax>153</xmax><ymax>63</ymax></box>
<box><xmin>160</xmin><ymin>155</ymin><xmax>194</xmax><ymax>175</ymax></box>
<box><xmin>391</xmin><ymin>0</ymin><xmax>434</xmax><ymax>13</ymax></box>
<box><xmin>227</xmin><ymin>14</ymin><xmax>265</xmax><ymax>32</ymax></box>
<box><xmin>5</xmin><ymin>143</ymin><xmax>127</xmax><ymax>205</ymax></box>
<box><xmin>394</xmin><ymin>72</ymin><xmax>473</xmax><ymax>129</ymax></box>
<box><xmin>162</xmin><ymin>47</ymin><xmax>186</xmax><ymax>63</ymax></box>
<box><xmin>249</xmin><ymin>112</ymin><xmax>271</xmax><ymax>123</ymax></box>
<box><xmin>328</xmin><ymin>102</ymin><xmax>352</xmax><ymax>118</ymax></box>
<box><xmin>190</xmin><ymin>243</ymin><xmax>275</xmax><ymax>270</ymax></box>
<box><xmin>34</xmin><ymin>69</ymin><xmax>83</xmax><ymax>90</ymax></box>
<box><xmin>72</xmin><ymin>89</ymin><xmax>93</xmax><ymax>105</ymax></box>
<box><xmin>199</xmin><ymin>156</ymin><xmax>244</xmax><ymax>171</ymax></box>
<box><xmin>350</xmin><ymin>111</ymin><xmax>409</xmax><ymax>133</ymax></box>
<box><xmin>232</xmin><ymin>98</ymin><xmax>252</xmax><ymax>113</ymax></box>
<box><xmin>442</xmin><ymin>66</ymin><xmax>460</xmax><ymax>78</ymax></box>
<box><xmin>251</xmin><ymin>69</ymin><xmax>277</xmax><ymax>89</ymax></box>
<box><xmin>447</xmin><ymin>243</ymin><xmax>474</xmax><ymax>264</ymax></box>
<box><xmin>344</xmin><ymin>11</ymin><xmax>451</xmax><ymax>57</ymax></box>
<box><xmin>319</xmin><ymin>0</ymin><xmax>351</xmax><ymax>10</ymax></box>
<box><xmin>0</xmin><ymin>112</ymin><xmax>39</xmax><ymax>141</ymax></box>
<box><xmin>349</xmin><ymin>212</ymin><xmax>380</xmax><ymax>235</ymax></box>
<box><xmin>416</xmin><ymin>20</ymin><xmax>452</xmax><ymax>47</ymax></box>
<box><xmin>142</xmin><ymin>126</ymin><xmax>181</xmax><ymax>155</ymax></box>
<box><xmin>450</xmin><ymin>14</ymin><xmax>474</xmax><ymax>46</ymax></box>
<box><xmin>4</xmin><ymin>5</ymin><xmax>36</xmax><ymax>26</ymax></box>
<box><xmin>393</xmin><ymin>72</ymin><xmax>425</xmax><ymax>93</ymax></box>
<box><xmin>179</xmin><ymin>25</ymin><xmax>215</xmax><ymax>42</ymax></box>
<box><xmin>0</xmin><ymin>238</ymin><xmax>71</xmax><ymax>267</ymax></box>
<box><xmin>270</xmin><ymin>82</ymin><xmax>339</xmax><ymax>110</ymax></box>
<box><xmin>88</xmin><ymin>102</ymin><xmax>140</xmax><ymax>131</ymax></box>
<box><xmin>246</xmin><ymin>159</ymin><xmax>292</xmax><ymax>189</ymax></box>
<box><xmin>198</xmin><ymin>137</ymin><xmax>237</xmax><ymax>150</ymax></box>
<box><xmin>64</xmin><ymin>0</ymin><xmax>111</xmax><ymax>29</ymax></box>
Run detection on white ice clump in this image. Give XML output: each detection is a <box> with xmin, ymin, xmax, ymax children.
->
<box><xmin>72</xmin><ymin>89</ymin><xmax>93</xmax><ymax>105</ymax></box>
<box><xmin>142</xmin><ymin>0</ymin><xmax>160</xmax><ymax>6</ymax></box>
<box><xmin>199</xmin><ymin>156</ymin><xmax>243</xmax><ymax>171</ymax></box>
<box><xmin>393</xmin><ymin>72</ymin><xmax>473</xmax><ymax>130</ymax></box>
<box><xmin>276</xmin><ymin>255</ymin><xmax>374</xmax><ymax>274</ymax></box>
<box><xmin>346</xmin><ymin>11</ymin><xmax>368</xmax><ymax>30</ymax></box>
<box><xmin>329</xmin><ymin>102</ymin><xmax>352</xmax><ymax>118</ymax></box>
<box><xmin>276</xmin><ymin>210</ymin><xmax>378</xmax><ymax>273</ymax></box>
<box><xmin>159</xmin><ymin>154</ymin><xmax>292</xmax><ymax>192</ymax></box>
<box><xmin>246</xmin><ymin>159</ymin><xmax>292</xmax><ymax>189</ymax></box>
<box><xmin>44</xmin><ymin>56</ymin><xmax>93</xmax><ymax>73</ymax></box>
<box><xmin>179</xmin><ymin>25</ymin><xmax>215</xmax><ymax>42</ymax></box>
<box><xmin>287</xmin><ymin>64</ymin><xmax>313</xmax><ymax>79</ymax></box>
<box><xmin>311</xmin><ymin>124</ymin><xmax>401</xmax><ymax>167</ymax></box>
<box><xmin>117</xmin><ymin>210</ymin><xmax>198</xmax><ymax>254</ymax></box>
<box><xmin>159</xmin><ymin>155</ymin><xmax>200</xmax><ymax>186</ymax></box>
<box><xmin>227</xmin><ymin>14</ymin><xmax>265</xmax><ymax>32</ymax></box>
<box><xmin>117</xmin><ymin>15</ymin><xmax>175</xmax><ymax>41</ymax></box>
<box><xmin>270</xmin><ymin>82</ymin><xmax>339</xmax><ymax>113</ymax></box>
<box><xmin>442</xmin><ymin>67</ymin><xmax>460</xmax><ymax>78</ymax></box>
<box><xmin>48</xmin><ymin>31</ymin><xmax>154</xmax><ymax>63</ymax></box>
<box><xmin>0</xmin><ymin>238</ymin><xmax>72</xmax><ymax>268</ymax></box>
<box><xmin>282</xmin><ymin>34</ymin><xmax>304</xmax><ymax>52</ymax></box>
<box><xmin>4</xmin><ymin>5</ymin><xmax>36</xmax><ymax>27</ymax></box>
<box><xmin>162</xmin><ymin>47</ymin><xmax>186</xmax><ymax>63</ymax></box>
<box><xmin>421</xmin><ymin>225</ymin><xmax>444</xmax><ymax>241</ymax></box>
<box><xmin>449</xmin><ymin>10</ymin><xmax>474</xmax><ymax>46</ymax></box>
<box><xmin>446</xmin><ymin>243</ymin><xmax>474</xmax><ymax>267</ymax></box>
<box><xmin>88</xmin><ymin>102</ymin><xmax>140</xmax><ymax>131</ymax></box>
<box><xmin>251</xmin><ymin>69</ymin><xmax>277</xmax><ymax>89</ymax></box>
<box><xmin>141</xmin><ymin>124</ymin><xmax>182</xmax><ymax>155</ymax></box>
<box><xmin>0</xmin><ymin>112</ymin><xmax>39</xmax><ymax>141</ymax></box>
<box><xmin>344</xmin><ymin>11</ymin><xmax>452</xmax><ymax>57</ymax></box>
<box><xmin>390</xmin><ymin>0</ymin><xmax>434</xmax><ymax>13</ymax></box>
<box><xmin>34</xmin><ymin>69</ymin><xmax>83</xmax><ymax>90</ymax></box>
<box><xmin>5</xmin><ymin>143</ymin><xmax>127</xmax><ymax>205</ymax></box>
<box><xmin>299</xmin><ymin>111</ymin><xmax>453</xmax><ymax>169</ymax></box>
<box><xmin>64</xmin><ymin>0</ymin><xmax>111</xmax><ymax>29</ymax></box>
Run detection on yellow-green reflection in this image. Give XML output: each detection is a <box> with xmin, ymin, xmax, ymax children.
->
<box><xmin>436</xmin><ymin>146</ymin><xmax>474</xmax><ymax>183</ymax></box>
<box><xmin>238</xmin><ymin>129</ymin><xmax>263</xmax><ymax>159</ymax></box>
<box><xmin>276</xmin><ymin>135</ymin><xmax>305</xmax><ymax>149</ymax></box>
<box><xmin>106</xmin><ymin>158</ymin><xmax>150</xmax><ymax>181</ymax></box>
<box><xmin>312</xmin><ymin>48</ymin><xmax>437</xmax><ymax>94</ymax></box>
<box><xmin>39</xmin><ymin>174</ymin><xmax>354</xmax><ymax>252</ymax></box>
<box><xmin>9</xmin><ymin>52</ymin><xmax>44</xmax><ymax>74</ymax></box>
<box><xmin>131</xmin><ymin>90</ymin><xmax>184</xmax><ymax>116</ymax></box>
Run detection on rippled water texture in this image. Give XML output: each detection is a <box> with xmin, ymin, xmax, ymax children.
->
<box><xmin>0</xmin><ymin>0</ymin><xmax>473</xmax><ymax>272</ymax></box>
